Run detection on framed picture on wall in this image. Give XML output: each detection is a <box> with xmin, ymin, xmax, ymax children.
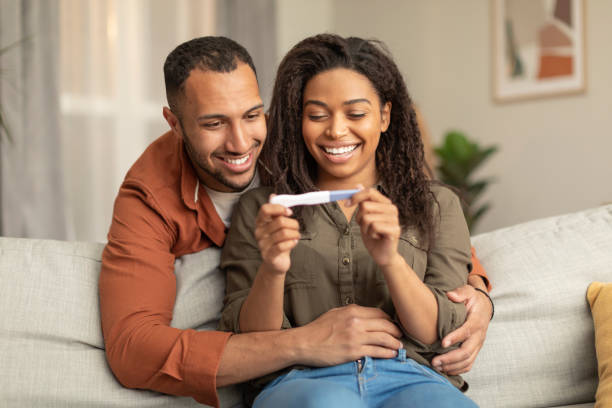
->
<box><xmin>492</xmin><ymin>0</ymin><xmax>586</xmax><ymax>102</ymax></box>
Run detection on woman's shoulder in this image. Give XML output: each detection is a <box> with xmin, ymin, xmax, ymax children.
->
<box><xmin>237</xmin><ymin>186</ymin><xmax>274</xmax><ymax>208</ymax></box>
<box><xmin>428</xmin><ymin>183</ymin><xmax>462</xmax><ymax>213</ymax></box>
<box><xmin>429</xmin><ymin>183</ymin><xmax>459</xmax><ymax>202</ymax></box>
<box><xmin>229</xmin><ymin>186</ymin><xmax>274</xmax><ymax>229</ymax></box>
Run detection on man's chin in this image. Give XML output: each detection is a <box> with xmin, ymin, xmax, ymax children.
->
<box><xmin>211</xmin><ymin>170</ymin><xmax>256</xmax><ymax>193</ymax></box>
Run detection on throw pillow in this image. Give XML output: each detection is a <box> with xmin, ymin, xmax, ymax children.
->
<box><xmin>587</xmin><ymin>282</ymin><xmax>612</xmax><ymax>408</ymax></box>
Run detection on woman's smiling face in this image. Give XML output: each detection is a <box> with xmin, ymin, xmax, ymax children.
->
<box><xmin>301</xmin><ymin>68</ymin><xmax>390</xmax><ymax>190</ymax></box>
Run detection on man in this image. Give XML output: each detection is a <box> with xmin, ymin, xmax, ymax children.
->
<box><xmin>99</xmin><ymin>36</ymin><xmax>492</xmax><ymax>407</ymax></box>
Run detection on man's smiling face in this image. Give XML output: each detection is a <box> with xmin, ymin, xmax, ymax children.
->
<box><xmin>170</xmin><ymin>62</ymin><xmax>266</xmax><ymax>192</ymax></box>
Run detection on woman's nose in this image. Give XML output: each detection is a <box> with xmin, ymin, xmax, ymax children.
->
<box><xmin>326</xmin><ymin>115</ymin><xmax>348</xmax><ymax>138</ymax></box>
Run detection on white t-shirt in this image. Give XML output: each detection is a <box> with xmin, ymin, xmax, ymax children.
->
<box><xmin>202</xmin><ymin>173</ymin><xmax>260</xmax><ymax>228</ymax></box>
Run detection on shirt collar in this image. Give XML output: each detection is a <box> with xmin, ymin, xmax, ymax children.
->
<box><xmin>178</xmin><ymin>137</ymin><xmax>227</xmax><ymax>247</ymax></box>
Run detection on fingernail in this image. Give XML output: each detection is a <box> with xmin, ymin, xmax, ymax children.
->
<box><xmin>286</xmin><ymin>208</ymin><xmax>293</xmax><ymax>216</ymax></box>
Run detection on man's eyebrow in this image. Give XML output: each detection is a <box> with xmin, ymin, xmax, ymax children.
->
<box><xmin>197</xmin><ymin>113</ymin><xmax>226</xmax><ymax>121</ymax></box>
<box><xmin>196</xmin><ymin>103</ymin><xmax>264</xmax><ymax>121</ymax></box>
<box><xmin>245</xmin><ymin>103</ymin><xmax>264</xmax><ymax>114</ymax></box>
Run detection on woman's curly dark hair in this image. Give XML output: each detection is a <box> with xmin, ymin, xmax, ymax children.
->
<box><xmin>259</xmin><ymin>33</ymin><xmax>436</xmax><ymax>248</ymax></box>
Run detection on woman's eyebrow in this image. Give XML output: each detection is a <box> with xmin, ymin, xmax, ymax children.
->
<box><xmin>303</xmin><ymin>98</ymin><xmax>371</xmax><ymax>107</ymax></box>
<box><xmin>343</xmin><ymin>98</ymin><xmax>371</xmax><ymax>106</ymax></box>
<box><xmin>303</xmin><ymin>100</ymin><xmax>328</xmax><ymax>108</ymax></box>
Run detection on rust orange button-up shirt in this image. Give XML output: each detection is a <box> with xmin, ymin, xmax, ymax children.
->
<box><xmin>99</xmin><ymin>131</ymin><xmax>231</xmax><ymax>407</ymax></box>
<box><xmin>99</xmin><ymin>130</ymin><xmax>490</xmax><ymax>407</ymax></box>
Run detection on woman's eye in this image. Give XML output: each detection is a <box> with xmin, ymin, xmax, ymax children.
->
<box><xmin>308</xmin><ymin>114</ymin><xmax>327</xmax><ymax>121</ymax></box>
<box><xmin>246</xmin><ymin>112</ymin><xmax>261</xmax><ymax>120</ymax></box>
<box><xmin>348</xmin><ymin>112</ymin><xmax>366</xmax><ymax>119</ymax></box>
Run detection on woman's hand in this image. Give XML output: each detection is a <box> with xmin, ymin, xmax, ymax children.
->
<box><xmin>348</xmin><ymin>187</ymin><xmax>402</xmax><ymax>267</ymax></box>
<box><xmin>255</xmin><ymin>198</ymin><xmax>301</xmax><ymax>275</ymax></box>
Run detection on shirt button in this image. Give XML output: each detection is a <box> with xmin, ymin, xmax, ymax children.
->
<box><xmin>344</xmin><ymin>226</ymin><xmax>350</xmax><ymax>235</ymax></box>
<box><xmin>342</xmin><ymin>257</ymin><xmax>350</xmax><ymax>265</ymax></box>
<box><xmin>344</xmin><ymin>296</ymin><xmax>352</xmax><ymax>305</ymax></box>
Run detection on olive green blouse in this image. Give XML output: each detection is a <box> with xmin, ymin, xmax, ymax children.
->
<box><xmin>219</xmin><ymin>184</ymin><xmax>472</xmax><ymax>391</ymax></box>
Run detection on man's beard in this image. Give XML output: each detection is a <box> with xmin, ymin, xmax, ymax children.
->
<box><xmin>182</xmin><ymin>133</ymin><xmax>256</xmax><ymax>192</ymax></box>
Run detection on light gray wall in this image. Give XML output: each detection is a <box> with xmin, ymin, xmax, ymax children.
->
<box><xmin>275</xmin><ymin>0</ymin><xmax>334</xmax><ymax>64</ymax></box>
<box><xmin>278</xmin><ymin>0</ymin><xmax>612</xmax><ymax>233</ymax></box>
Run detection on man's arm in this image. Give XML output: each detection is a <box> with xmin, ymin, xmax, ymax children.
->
<box><xmin>217</xmin><ymin>305</ymin><xmax>403</xmax><ymax>386</ymax></box>
<box><xmin>100</xmin><ymin>183</ymin><xmax>233</xmax><ymax>407</ymax></box>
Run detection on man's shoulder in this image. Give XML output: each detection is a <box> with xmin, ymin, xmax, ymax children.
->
<box><xmin>123</xmin><ymin>131</ymin><xmax>182</xmax><ymax>193</ymax></box>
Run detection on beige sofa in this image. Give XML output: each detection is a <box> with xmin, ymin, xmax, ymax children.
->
<box><xmin>1</xmin><ymin>204</ymin><xmax>611</xmax><ymax>407</ymax></box>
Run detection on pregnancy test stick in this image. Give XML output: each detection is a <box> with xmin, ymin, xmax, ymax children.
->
<box><xmin>269</xmin><ymin>189</ymin><xmax>360</xmax><ymax>208</ymax></box>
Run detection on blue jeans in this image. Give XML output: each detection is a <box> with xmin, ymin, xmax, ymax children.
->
<box><xmin>253</xmin><ymin>349</ymin><xmax>478</xmax><ymax>408</ymax></box>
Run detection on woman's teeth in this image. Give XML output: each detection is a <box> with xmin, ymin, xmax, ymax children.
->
<box><xmin>225</xmin><ymin>156</ymin><xmax>249</xmax><ymax>165</ymax></box>
<box><xmin>323</xmin><ymin>145</ymin><xmax>357</xmax><ymax>155</ymax></box>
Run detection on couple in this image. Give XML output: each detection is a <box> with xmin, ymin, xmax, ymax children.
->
<box><xmin>99</xmin><ymin>34</ymin><xmax>492</xmax><ymax>408</ymax></box>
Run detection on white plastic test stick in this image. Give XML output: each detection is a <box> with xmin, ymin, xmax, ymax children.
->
<box><xmin>269</xmin><ymin>189</ymin><xmax>360</xmax><ymax>208</ymax></box>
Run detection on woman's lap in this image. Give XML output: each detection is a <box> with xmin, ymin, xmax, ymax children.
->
<box><xmin>253</xmin><ymin>350</ymin><xmax>478</xmax><ymax>408</ymax></box>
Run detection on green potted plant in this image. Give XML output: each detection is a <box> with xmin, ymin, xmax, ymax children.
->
<box><xmin>434</xmin><ymin>130</ymin><xmax>498</xmax><ymax>232</ymax></box>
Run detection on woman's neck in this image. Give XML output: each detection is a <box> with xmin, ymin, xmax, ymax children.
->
<box><xmin>315</xmin><ymin>173</ymin><xmax>378</xmax><ymax>192</ymax></box>
<box><xmin>316</xmin><ymin>172</ymin><xmax>378</xmax><ymax>222</ymax></box>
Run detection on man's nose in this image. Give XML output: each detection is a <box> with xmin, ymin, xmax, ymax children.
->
<box><xmin>226</xmin><ymin>122</ymin><xmax>251</xmax><ymax>153</ymax></box>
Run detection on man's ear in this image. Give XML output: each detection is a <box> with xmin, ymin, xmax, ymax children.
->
<box><xmin>381</xmin><ymin>102</ymin><xmax>391</xmax><ymax>132</ymax></box>
<box><xmin>163</xmin><ymin>107</ymin><xmax>181</xmax><ymax>136</ymax></box>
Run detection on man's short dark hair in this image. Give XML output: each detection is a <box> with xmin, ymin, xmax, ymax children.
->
<box><xmin>163</xmin><ymin>36</ymin><xmax>257</xmax><ymax>115</ymax></box>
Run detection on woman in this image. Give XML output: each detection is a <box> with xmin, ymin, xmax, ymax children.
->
<box><xmin>220</xmin><ymin>34</ymin><xmax>478</xmax><ymax>408</ymax></box>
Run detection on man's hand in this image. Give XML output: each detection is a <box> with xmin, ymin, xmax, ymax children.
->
<box><xmin>295</xmin><ymin>304</ymin><xmax>404</xmax><ymax>367</ymax></box>
<box><xmin>431</xmin><ymin>283</ymin><xmax>492</xmax><ymax>375</ymax></box>
<box><xmin>218</xmin><ymin>304</ymin><xmax>403</xmax><ymax>386</ymax></box>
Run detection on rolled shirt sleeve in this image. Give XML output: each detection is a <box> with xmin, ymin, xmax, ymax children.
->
<box><xmin>397</xmin><ymin>186</ymin><xmax>471</xmax><ymax>348</ymax></box>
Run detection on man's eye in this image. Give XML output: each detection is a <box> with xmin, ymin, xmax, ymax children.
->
<box><xmin>246</xmin><ymin>112</ymin><xmax>261</xmax><ymax>120</ymax></box>
<box><xmin>203</xmin><ymin>121</ymin><xmax>221</xmax><ymax>128</ymax></box>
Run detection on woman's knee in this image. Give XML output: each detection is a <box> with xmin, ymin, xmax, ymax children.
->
<box><xmin>380</xmin><ymin>382</ymin><xmax>478</xmax><ymax>408</ymax></box>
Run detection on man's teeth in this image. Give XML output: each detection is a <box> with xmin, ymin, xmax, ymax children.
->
<box><xmin>226</xmin><ymin>156</ymin><xmax>248</xmax><ymax>165</ymax></box>
<box><xmin>323</xmin><ymin>145</ymin><xmax>357</xmax><ymax>155</ymax></box>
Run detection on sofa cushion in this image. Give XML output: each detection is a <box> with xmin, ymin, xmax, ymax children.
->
<box><xmin>0</xmin><ymin>238</ymin><xmax>242</xmax><ymax>407</ymax></box>
<box><xmin>587</xmin><ymin>282</ymin><xmax>612</xmax><ymax>408</ymax></box>
<box><xmin>464</xmin><ymin>205</ymin><xmax>612</xmax><ymax>408</ymax></box>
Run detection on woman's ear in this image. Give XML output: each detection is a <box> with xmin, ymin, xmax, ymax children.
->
<box><xmin>381</xmin><ymin>102</ymin><xmax>391</xmax><ymax>132</ymax></box>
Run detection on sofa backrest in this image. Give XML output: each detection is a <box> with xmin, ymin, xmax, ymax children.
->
<box><xmin>0</xmin><ymin>238</ymin><xmax>241</xmax><ymax>407</ymax></box>
<box><xmin>464</xmin><ymin>204</ymin><xmax>612</xmax><ymax>407</ymax></box>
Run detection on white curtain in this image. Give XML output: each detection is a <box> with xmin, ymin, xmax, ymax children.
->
<box><xmin>1</xmin><ymin>0</ymin><xmax>277</xmax><ymax>243</ymax></box>
<box><xmin>0</xmin><ymin>0</ymin><xmax>67</xmax><ymax>239</ymax></box>
<box><xmin>58</xmin><ymin>0</ymin><xmax>219</xmax><ymax>242</ymax></box>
